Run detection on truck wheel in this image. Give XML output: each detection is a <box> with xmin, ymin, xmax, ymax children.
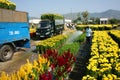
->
<box><xmin>0</xmin><ymin>45</ymin><xmax>14</xmax><ymax>61</ymax></box>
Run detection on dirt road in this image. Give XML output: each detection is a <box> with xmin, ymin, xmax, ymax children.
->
<box><xmin>0</xmin><ymin>40</ymin><xmax>38</xmax><ymax>75</ymax></box>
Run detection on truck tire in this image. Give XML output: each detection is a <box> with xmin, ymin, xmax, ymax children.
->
<box><xmin>0</xmin><ymin>45</ymin><xmax>14</xmax><ymax>61</ymax></box>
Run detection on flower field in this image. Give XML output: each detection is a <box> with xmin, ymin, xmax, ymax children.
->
<box><xmin>1</xmin><ymin>0</ymin><xmax>120</xmax><ymax>80</ymax></box>
<box><xmin>82</xmin><ymin>30</ymin><xmax>120</xmax><ymax>80</ymax></box>
<box><xmin>1</xmin><ymin>28</ymin><xmax>120</xmax><ymax>80</ymax></box>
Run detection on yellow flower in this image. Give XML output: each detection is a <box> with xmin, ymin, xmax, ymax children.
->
<box><xmin>0</xmin><ymin>72</ymin><xmax>9</xmax><ymax>80</ymax></box>
<box><xmin>33</xmin><ymin>59</ymin><xmax>38</xmax><ymax>68</ymax></box>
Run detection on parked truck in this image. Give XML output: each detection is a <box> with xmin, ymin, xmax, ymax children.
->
<box><xmin>0</xmin><ymin>8</ymin><xmax>30</xmax><ymax>61</ymax></box>
<box><xmin>36</xmin><ymin>13</ymin><xmax>64</xmax><ymax>38</ymax></box>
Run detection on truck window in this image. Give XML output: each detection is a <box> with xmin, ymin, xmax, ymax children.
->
<box><xmin>40</xmin><ymin>22</ymin><xmax>49</xmax><ymax>27</ymax></box>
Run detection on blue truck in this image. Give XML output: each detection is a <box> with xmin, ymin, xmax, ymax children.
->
<box><xmin>0</xmin><ymin>8</ymin><xmax>30</xmax><ymax>61</ymax></box>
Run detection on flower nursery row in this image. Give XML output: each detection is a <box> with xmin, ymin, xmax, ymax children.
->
<box><xmin>0</xmin><ymin>0</ymin><xmax>16</xmax><ymax>10</ymax></box>
<box><xmin>109</xmin><ymin>30</ymin><xmax>120</xmax><ymax>47</ymax></box>
<box><xmin>76</xmin><ymin>24</ymin><xmax>118</xmax><ymax>31</ymax></box>
<box><xmin>82</xmin><ymin>31</ymin><xmax>120</xmax><ymax>80</ymax></box>
<box><xmin>36</xmin><ymin>31</ymin><xmax>85</xmax><ymax>55</ymax></box>
<box><xmin>36</xmin><ymin>34</ymin><xmax>68</xmax><ymax>54</ymax></box>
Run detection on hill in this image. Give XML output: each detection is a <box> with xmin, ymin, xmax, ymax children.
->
<box><xmin>63</xmin><ymin>9</ymin><xmax>120</xmax><ymax>20</ymax></box>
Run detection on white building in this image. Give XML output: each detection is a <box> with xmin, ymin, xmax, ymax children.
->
<box><xmin>100</xmin><ymin>18</ymin><xmax>109</xmax><ymax>24</ymax></box>
<box><xmin>29</xmin><ymin>19</ymin><xmax>41</xmax><ymax>24</ymax></box>
<box><xmin>65</xmin><ymin>19</ymin><xmax>72</xmax><ymax>24</ymax></box>
<box><xmin>29</xmin><ymin>19</ymin><xmax>41</xmax><ymax>28</ymax></box>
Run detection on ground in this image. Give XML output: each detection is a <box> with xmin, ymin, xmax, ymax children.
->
<box><xmin>0</xmin><ymin>40</ymin><xmax>38</xmax><ymax>75</ymax></box>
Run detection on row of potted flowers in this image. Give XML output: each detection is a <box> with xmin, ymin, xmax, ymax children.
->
<box><xmin>109</xmin><ymin>30</ymin><xmax>120</xmax><ymax>47</ymax></box>
<box><xmin>0</xmin><ymin>0</ymin><xmax>16</xmax><ymax>10</ymax></box>
<box><xmin>109</xmin><ymin>30</ymin><xmax>120</xmax><ymax>39</ymax></box>
<box><xmin>76</xmin><ymin>24</ymin><xmax>118</xmax><ymax>31</ymax></box>
<box><xmin>36</xmin><ymin>34</ymin><xmax>68</xmax><ymax>54</ymax></box>
<box><xmin>0</xmin><ymin>49</ymin><xmax>76</xmax><ymax>80</ymax></box>
<box><xmin>82</xmin><ymin>31</ymin><xmax>120</xmax><ymax>80</ymax></box>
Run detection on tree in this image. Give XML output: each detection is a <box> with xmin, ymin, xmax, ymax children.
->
<box><xmin>109</xmin><ymin>18</ymin><xmax>119</xmax><ymax>24</ymax></box>
<box><xmin>90</xmin><ymin>17</ymin><xmax>95</xmax><ymax>24</ymax></box>
<box><xmin>82</xmin><ymin>11</ymin><xmax>89</xmax><ymax>24</ymax></box>
<box><xmin>94</xmin><ymin>17</ymin><xmax>100</xmax><ymax>24</ymax></box>
<box><xmin>77</xmin><ymin>12</ymin><xmax>81</xmax><ymax>21</ymax></box>
<box><xmin>73</xmin><ymin>12</ymin><xmax>81</xmax><ymax>23</ymax></box>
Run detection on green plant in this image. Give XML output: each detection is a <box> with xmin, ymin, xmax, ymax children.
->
<box><xmin>58</xmin><ymin>42</ymin><xmax>80</xmax><ymax>55</ymax></box>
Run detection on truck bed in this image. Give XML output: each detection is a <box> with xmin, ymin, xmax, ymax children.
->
<box><xmin>0</xmin><ymin>8</ymin><xmax>30</xmax><ymax>47</ymax></box>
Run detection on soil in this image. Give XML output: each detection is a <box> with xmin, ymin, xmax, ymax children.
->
<box><xmin>68</xmin><ymin>41</ymin><xmax>91</xmax><ymax>80</ymax></box>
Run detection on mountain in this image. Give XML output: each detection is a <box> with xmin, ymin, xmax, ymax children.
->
<box><xmin>63</xmin><ymin>9</ymin><xmax>120</xmax><ymax>20</ymax></box>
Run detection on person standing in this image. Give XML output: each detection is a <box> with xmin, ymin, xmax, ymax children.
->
<box><xmin>85</xmin><ymin>26</ymin><xmax>92</xmax><ymax>44</ymax></box>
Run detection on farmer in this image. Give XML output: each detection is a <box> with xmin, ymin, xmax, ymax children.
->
<box><xmin>85</xmin><ymin>26</ymin><xmax>92</xmax><ymax>44</ymax></box>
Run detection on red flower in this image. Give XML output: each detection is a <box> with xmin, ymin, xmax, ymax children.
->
<box><xmin>50</xmin><ymin>64</ymin><xmax>55</xmax><ymax>70</ymax></box>
<box><xmin>57</xmin><ymin>56</ymin><xmax>65</xmax><ymax>66</ymax></box>
<box><xmin>39</xmin><ymin>71</ymin><xmax>52</xmax><ymax>80</ymax></box>
<box><xmin>57</xmin><ymin>69</ymin><xmax>63</xmax><ymax>77</ymax></box>
<box><xmin>42</xmin><ymin>49</ymin><xmax>76</xmax><ymax>80</ymax></box>
<box><xmin>48</xmin><ymin>71</ymin><xmax>52</xmax><ymax>80</ymax></box>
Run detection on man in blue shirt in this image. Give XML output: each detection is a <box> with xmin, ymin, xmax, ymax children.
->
<box><xmin>85</xmin><ymin>26</ymin><xmax>92</xmax><ymax>44</ymax></box>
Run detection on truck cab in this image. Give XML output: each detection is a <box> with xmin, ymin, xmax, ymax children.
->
<box><xmin>36</xmin><ymin>20</ymin><xmax>54</xmax><ymax>38</ymax></box>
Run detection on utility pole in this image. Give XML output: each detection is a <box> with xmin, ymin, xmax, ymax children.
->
<box><xmin>70</xmin><ymin>8</ymin><xmax>74</xmax><ymax>21</ymax></box>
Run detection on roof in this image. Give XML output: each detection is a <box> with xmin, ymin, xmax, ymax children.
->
<box><xmin>29</xmin><ymin>19</ymin><xmax>41</xmax><ymax>24</ymax></box>
<box><xmin>100</xmin><ymin>18</ymin><xmax>108</xmax><ymax>21</ymax></box>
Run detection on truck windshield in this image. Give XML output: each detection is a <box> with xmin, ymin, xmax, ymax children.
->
<box><xmin>37</xmin><ymin>21</ymin><xmax>50</xmax><ymax>29</ymax></box>
<box><xmin>40</xmin><ymin>21</ymin><xmax>49</xmax><ymax>27</ymax></box>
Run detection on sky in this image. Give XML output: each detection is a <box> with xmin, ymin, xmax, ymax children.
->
<box><xmin>11</xmin><ymin>0</ymin><xmax>120</xmax><ymax>18</ymax></box>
